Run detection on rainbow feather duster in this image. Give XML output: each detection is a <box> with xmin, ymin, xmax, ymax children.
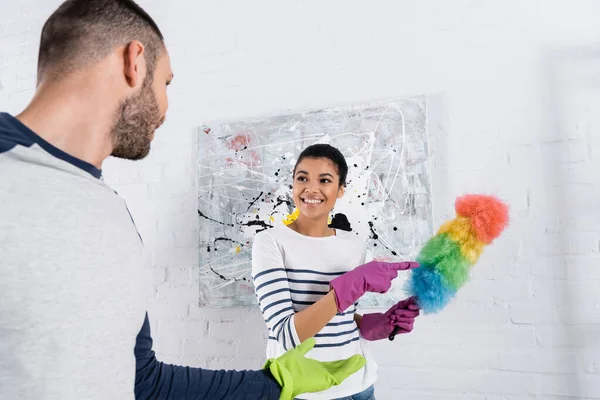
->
<box><xmin>406</xmin><ymin>194</ymin><xmax>509</xmax><ymax>314</ymax></box>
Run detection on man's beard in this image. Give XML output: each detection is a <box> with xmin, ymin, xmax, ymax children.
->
<box><xmin>110</xmin><ymin>76</ymin><xmax>161</xmax><ymax>160</ymax></box>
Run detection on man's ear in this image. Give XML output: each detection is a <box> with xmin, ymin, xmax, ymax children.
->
<box><xmin>123</xmin><ymin>40</ymin><xmax>146</xmax><ymax>89</ymax></box>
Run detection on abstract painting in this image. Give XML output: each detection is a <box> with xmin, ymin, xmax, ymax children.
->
<box><xmin>197</xmin><ymin>97</ymin><xmax>433</xmax><ymax>307</ymax></box>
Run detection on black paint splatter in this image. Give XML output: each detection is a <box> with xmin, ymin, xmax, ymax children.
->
<box><xmin>242</xmin><ymin>220</ymin><xmax>272</xmax><ymax>233</ymax></box>
<box><xmin>245</xmin><ymin>191</ymin><xmax>264</xmax><ymax>213</ymax></box>
<box><xmin>368</xmin><ymin>221</ymin><xmax>379</xmax><ymax>240</ymax></box>
<box><xmin>272</xmin><ymin>196</ymin><xmax>292</xmax><ymax>209</ymax></box>
<box><xmin>368</xmin><ymin>221</ymin><xmax>397</xmax><ymax>256</ymax></box>
<box><xmin>198</xmin><ymin>210</ymin><xmax>234</xmax><ymax>227</ymax></box>
<box><xmin>214</xmin><ymin>237</ymin><xmax>244</xmax><ymax>246</ymax></box>
<box><xmin>208</xmin><ymin>265</ymin><xmax>248</xmax><ymax>282</ymax></box>
<box><xmin>329</xmin><ymin>213</ymin><xmax>352</xmax><ymax>231</ymax></box>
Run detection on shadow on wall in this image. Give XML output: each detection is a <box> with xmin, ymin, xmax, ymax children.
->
<box><xmin>540</xmin><ymin>45</ymin><xmax>600</xmax><ymax>397</ymax></box>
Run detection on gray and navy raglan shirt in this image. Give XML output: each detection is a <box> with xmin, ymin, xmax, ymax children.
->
<box><xmin>0</xmin><ymin>112</ymin><xmax>280</xmax><ymax>399</ymax></box>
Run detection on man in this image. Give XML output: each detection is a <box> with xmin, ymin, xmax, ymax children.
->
<box><xmin>0</xmin><ymin>1</ymin><xmax>417</xmax><ymax>399</ymax></box>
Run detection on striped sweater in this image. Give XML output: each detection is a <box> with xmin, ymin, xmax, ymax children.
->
<box><xmin>251</xmin><ymin>226</ymin><xmax>377</xmax><ymax>400</ymax></box>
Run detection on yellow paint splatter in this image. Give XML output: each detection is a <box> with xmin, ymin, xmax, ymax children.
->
<box><xmin>235</xmin><ymin>246</ymin><xmax>241</xmax><ymax>254</ymax></box>
<box><xmin>282</xmin><ymin>208</ymin><xmax>300</xmax><ymax>225</ymax></box>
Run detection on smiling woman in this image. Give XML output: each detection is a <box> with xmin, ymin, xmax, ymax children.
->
<box><xmin>251</xmin><ymin>145</ymin><xmax>371</xmax><ymax>400</ymax></box>
<box><xmin>290</xmin><ymin>144</ymin><xmax>347</xmax><ymax>235</ymax></box>
<box><xmin>250</xmin><ymin>144</ymin><xmax>419</xmax><ymax>400</ymax></box>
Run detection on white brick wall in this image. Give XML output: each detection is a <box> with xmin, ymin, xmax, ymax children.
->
<box><xmin>2</xmin><ymin>1</ymin><xmax>600</xmax><ymax>398</ymax></box>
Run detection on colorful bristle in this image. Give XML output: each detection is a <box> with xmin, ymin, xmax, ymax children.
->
<box><xmin>407</xmin><ymin>265</ymin><xmax>457</xmax><ymax>313</ymax></box>
<box><xmin>455</xmin><ymin>194</ymin><xmax>509</xmax><ymax>244</ymax></box>
<box><xmin>437</xmin><ymin>217</ymin><xmax>485</xmax><ymax>264</ymax></box>
<box><xmin>406</xmin><ymin>194</ymin><xmax>509</xmax><ymax>314</ymax></box>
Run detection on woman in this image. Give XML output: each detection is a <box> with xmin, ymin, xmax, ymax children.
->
<box><xmin>251</xmin><ymin>143</ymin><xmax>420</xmax><ymax>400</ymax></box>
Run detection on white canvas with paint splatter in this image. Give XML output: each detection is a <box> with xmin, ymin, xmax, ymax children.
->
<box><xmin>198</xmin><ymin>97</ymin><xmax>433</xmax><ymax>307</ymax></box>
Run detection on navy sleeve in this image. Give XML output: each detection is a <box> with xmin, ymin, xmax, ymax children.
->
<box><xmin>134</xmin><ymin>312</ymin><xmax>282</xmax><ymax>400</ymax></box>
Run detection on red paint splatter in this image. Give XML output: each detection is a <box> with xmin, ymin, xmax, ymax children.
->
<box><xmin>226</xmin><ymin>134</ymin><xmax>250</xmax><ymax>151</ymax></box>
<box><xmin>204</xmin><ymin>127</ymin><xmax>211</xmax><ymax>134</ymax></box>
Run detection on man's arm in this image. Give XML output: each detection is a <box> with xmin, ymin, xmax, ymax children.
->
<box><xmin>134</xmin><ymin>312</ymin><xmax>281</xmax><ymax>400</ymax></box>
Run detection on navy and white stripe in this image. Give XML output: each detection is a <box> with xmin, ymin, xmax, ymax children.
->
<box><xmin>251</xmin><ymin>230</ymin><xmax>366</xmax><ymax>351</ymax></box>
<box><xmin>252</xmin><ymin>266</ymin><xmax>298</xmax><ymax>351</ymax></box>
<box><xmin>254</xmin><ymin>267</ymin><xmax>361</xmax><ymax>349</ymax></box>
<box><xmin>251</xmin><ymin>226</ymin><xmax>378</xmax><ymax>399</ymax></box>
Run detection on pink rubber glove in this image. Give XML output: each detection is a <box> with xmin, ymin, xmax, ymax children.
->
<box><xmin>329</xmin><ymin>260</ymin><xmax>419</xmax><ymax>312</ymax></box>
<box><xmin>359</xmin><ymin>297</ymin><xmax>420</xmax><ymax>341</ymax></box>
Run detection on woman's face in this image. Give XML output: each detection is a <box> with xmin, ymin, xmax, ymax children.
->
<box><xmin>292</xmin><ymin>157</ymin><xmax>344</xmax><ymax>221</ymax></box>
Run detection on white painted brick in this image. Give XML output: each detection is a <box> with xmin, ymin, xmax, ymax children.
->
<box><xmin>182</xmin><ymin>337</ymin><xmax>237</xmax><ymax>358</ymax></box>
<box><xmin>152</xmin><ymin>246</ymin><xmax>196</xmax><ymax>269</ymax></box>
<box><xmin>508</xmin><ymin>141</ymin><xmax>588</xmax><ymax>166</ymax></box>
<box><xmin>209</xmin><ymin>321</ymin><xmax>254</xmax><ymax>342</ymax></box>
<box><xmin>528</xmin><ymin>256</ymin><xmax>568</xmax><ymax>279</ymax></box>
<box><xmin>561</xmin><ymin>215</ymin><xmax>600</xmax><ymax>233</ymax></box>
<box><xmin>496</xmin><ymin>349</ymin><xmax>577</xmax><ymax>374</ymax></box>
<box><xmin>394</xmin><ymin>322</ymin><xmax>537</xmax><ymax>348</ymax></box>
<box><xmin>566</xmin><ymin>256</ymin><xmax>600</xmax><ymax>280</ymax></box>
<box><xmin>378</xmin><ymin>394</ymin><xmax>530</xmax><ymax>400</ymax></box>
<box><xmin>558</xmin><ymin>163</ymin><xmax>600</xmax><ymax>185</ymax></box>
<box><xmin>536</xmin><ymin>326</ymin><xmax>600</xmax><ymax>348</ymax></box>
<box><xmin>152</xmin><ymin>267</ymin><xmax>167</xmax><ymax>285</ymax></box>
<box><xmin>523</xmin><ymin>232</ymin><xmax>598</xmax><ymax>257</ymax></box>
<box><xmin>378</xmin><ymin>367</ymin><xmax>538</xmax><ymax>395</ymax></box>
<box><xmin>5</xmin><ymin>1</ymin><xmax>600</xmax><ymax>398</ymax></box>
<box><xmin>178</xmin><ymin>353</ymin><xmax>210</xmax><ymax>369</ymax></box>
<box><xmin>156</xmin><ymin>285</ymin><xmax>197</xmax><ymax>304</ymax></box>
<box><xmin>106</xmin><ymin>161</ymin><xmax>140</xmax><ymax>184</ymax></box>
<box><xmin>166</xmin><ymin>267</ymin><xmax>195</xmax><ymax>285</ymax></box>
<box><xmin>531</xmin><ymin>280</ymin><xmax>600</xmax><ymax>307</ymax></box>
<box><xmin>156</xmin><ymin>319</ymin><xmax>208</xmax><ymax>342</ymax></box>
<box><xmin>378</xmin><ymin>344</ymin><xmax>500</xmax><ymax>370</ymax></box>
<box><xmin>428</xmin><ymin>301</ymin><xmax>510</xmax><ymax>324</ymax></box>
<box><xmin>153</xmin><ymin>322</ymin><xmax>183</xmax><ymax>356</ymax></box>
<box><xmin>510</xmin><ymin>303</ymin><xmax>600</xmax><ymax>325</ymax></box>
<box><xmin>529</xmin><ymin>183</ymin><xmax>600</xmax><ymax>215</ymax></box>
<box><xmin>204</xmin><ymin>356</ymin><xmax>265</xmax><ymax>371</ymax></box>
<box><xmin>203</xmin><ymin>356</ymin><xmax>264</xmax><ymax>371</ymax></box>
<box><xmin>100</xmin><ymin>165</ymin><xmax>119</xmax><ymax>184</ymax></box>
<box><xmin>590</xmin><ymin>138</ymin><xmax>600</xmax><ymax>159</ymax></box>
<box><xmin>458</xmin><ymin>279</ymin><xmax>531</xmax><ymax>302</ymax></box>
<box><xmin>232</xmin><ymin>337</ymin><xmax>270</xmax><ymax>361</ymax></box>
<box><xmin>539</xmin><ymin>374</ymin><xmax>600</xmax><ymax>398</ymax></box>
<box><xmin>146</xmin><ymin>298</ymin><xmax>188</xmax><ymax>320</ymax></box>
<box><xmin>136</xmin><ymin>161</ymin><xmax>164</xmax><ymax>183</ymax></box>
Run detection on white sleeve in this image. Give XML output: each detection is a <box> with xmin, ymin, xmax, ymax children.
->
<box><xmin>251</xmin><ymin>232</ymin><xmax>300</xmax><ymax>350</ymax></box>
<box><xmin>362</xmin><ymin>246</ymin><xmax>374</xmax><ymax>264</ymax></box>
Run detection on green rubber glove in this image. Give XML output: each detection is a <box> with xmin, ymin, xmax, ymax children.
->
<box><xmin>263</xmin><ymin>338</ymin><xmax>366</xmax><ymax>400</ymax></box>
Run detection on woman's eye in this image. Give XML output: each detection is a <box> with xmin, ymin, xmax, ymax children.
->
<box><xmin>297</xmin><ymin>176</ymin><xmax>307</xmax><ymax>182</ymax></box>
<box><xmin>321</xmin><ymin>179</ymin><xmax>331</xmax><ymax>183</ymax></box>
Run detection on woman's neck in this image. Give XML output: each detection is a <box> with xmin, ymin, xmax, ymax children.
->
<box><xmin>290</xmin><ymin>215</ymin><xmax>335</xmax><ymax>237</ymax></box>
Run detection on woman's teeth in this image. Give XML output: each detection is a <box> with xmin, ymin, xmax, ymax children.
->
<box><xmin>303</xmin><ymin>199</ymin><xmax>323</xmax><ymax>204</ymax></box>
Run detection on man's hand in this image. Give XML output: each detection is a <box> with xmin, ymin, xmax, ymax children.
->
<box><xmin>263</xmin><ymin>338</ymin><xmax>366</xmax><ymax>400</ymax></box>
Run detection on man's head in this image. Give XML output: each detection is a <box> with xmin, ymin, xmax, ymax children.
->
<box><xmin>38</xmin><ymin>0</ymin><xmax>173</xmax><ymax>160</ymax></box>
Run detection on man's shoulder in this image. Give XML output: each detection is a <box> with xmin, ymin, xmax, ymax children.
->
<box><xmin>0</xmin><ymin>112</ymin><xmax>33</xmax><ymax>154</ymax></box>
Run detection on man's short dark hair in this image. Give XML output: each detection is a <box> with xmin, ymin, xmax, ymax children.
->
<box><xmin>38</xmin><ymin>0</ymin><xmax>165</xmax><ymax>82</ymax></box>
